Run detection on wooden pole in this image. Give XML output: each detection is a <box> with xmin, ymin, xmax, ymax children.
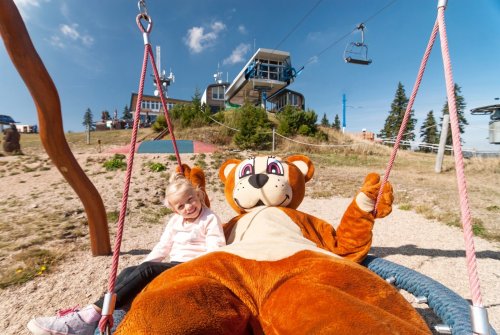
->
<box><xmin>86</xmin><ymin>123</ymin><xmax>90</xmax><ymax>145</ymax></box>
<box><xmin>272</xmin><ymin>128</ymin><xmax>275</xmax><ymax>152</ymax></box>
<box><xmin>435</xmin><ymin>113</ymin><xmax>450</xmax><ymax>173</ymax></box>
<box><xmin>0</xmin><ymin>1</ymin><xmax>111</xmax><ymax>255</ymax></box>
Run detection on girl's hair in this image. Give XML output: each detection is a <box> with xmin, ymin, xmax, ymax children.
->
<box><xmin>165</xmin><ymin>173</ymin><xmax>206</xmax><ymax>208</ymax></box>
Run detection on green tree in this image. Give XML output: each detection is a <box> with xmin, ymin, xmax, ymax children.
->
<box><xmin>332</xmin><ymin>114</ymin><xmax>341</xmax><ymax>130</ymax></box>
<box><xmin>101</xmin><ymin>110</ymin><xmax>111</xmax><ymax>121</ymax></box>
<box><xmin>277</xmin><ymin>105</ymin><xmax>319</xmax><ymax>137</ymax></box>
<box><xmin>171</xmin><ymin>88</ymin><xmax>210</xmax><ymax>128</ymax></box>
<box><xmin>82</xmin><ymin>108</ymin><xmax>94</xmax><ymax>130</ymax></box>
<box><xmin>122</xmin><ymin>105</ymin><xmax>132</xmax><ymax>120</ymax></box>
<box><xmin>379</xmin><ymin>82</ymin><xmax>417</xmax><ymax>146</ymax></box>
<box><xmin>152</xmin><ymin>113</ymin><xmax>167</xmax><ymax>132</ymax></box>
<box><xmin>440</xmin><ymin>83</ymin><xmax>468</xmax><ymax>145</ymax></box>
<box><xmin>320</xmin><ymin>113</ymin><xmax>329</xmax><ymax>127</ymax></box>
<box><xmin>419</xmin><ymin>110</ymin><xmax>439</xmax><ymax>152</ymax></box>
<box><xmin>234</xmin><ymin>103</ymin><xmax>272</xmax><ymax>150</ymax></box>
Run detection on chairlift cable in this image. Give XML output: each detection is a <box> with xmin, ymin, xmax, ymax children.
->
<box><xmin>271</xmin><ymin>0</ymin><xmax>324</xmax><ymax>52</ymax></box>
<box><xmin>300</xmin><ymin>0</ymin><xmax>399</xmax><ymax>69</ymax></box>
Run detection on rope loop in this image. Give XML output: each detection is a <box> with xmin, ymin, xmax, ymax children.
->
<box><xmin>136</xmin><ymin>13</ymin><xmax>152</xmax><ymax>34</ymax></box>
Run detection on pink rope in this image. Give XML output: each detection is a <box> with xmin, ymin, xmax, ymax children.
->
<box><xmin>98</xmin><ymin>11</ymin><xmax>183</xmax><ymax>332</ymax></box>
<box><xmin>374</xmin><ymin>18</ymin><xmax>439</xmax><ymax>212</ymax></box>
<box><xmin>437</xmin><ymin>6</ymin><xmax>483</xmax><ymax>307</ymax></box>
<box><xmin>98</xmin><ymin>40</ymin><xmax>148</xmax><ymax>333</ymax></box>
<box><xmin>146</xmin><ymin>45</ymin><xmax>183</xmax><ymax>172</ymax></box>
<box><xmin>374</xmin><ymin>2</ymin><xmax>485</xmax><ymax>313</ymax></box>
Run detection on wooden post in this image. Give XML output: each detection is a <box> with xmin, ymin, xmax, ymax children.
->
<box><xmin>272</xmin><ymin>127</ymin><xmax>275</xmax><ymax>152</ymax></box>
<box><xmin>435</xmin><ymin>113</ymin><xmax>450</xmax><ymax>173</ymax></box>
<box><xmin>86</xmin><ymin>123</ymin><xmax>90</xmax><ymax>145</ymax></box>
<box><xmin>0</xmin><ymin>1</ymin><xmax>111</xmax><ymax>255</ymax></box>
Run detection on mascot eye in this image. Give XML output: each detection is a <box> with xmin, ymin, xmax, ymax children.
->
<box><xmin>238</xmin><ymin>162</ymin><xmax>254</xmax><ymax>178</ymax></box>
<box><xmin>266</xmin><ymin>158</ymin><xmax>284</xmax><ymax>176</ymax></box>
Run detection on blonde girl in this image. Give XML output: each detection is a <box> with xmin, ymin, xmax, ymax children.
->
<box><xmin>28</xmin><ymin>172</ymin><xmax>225</xmax><ymax>335</ymax></box>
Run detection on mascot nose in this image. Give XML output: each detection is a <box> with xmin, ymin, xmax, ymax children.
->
<box><xmin>248</xmin><ymin>174</ymin><xmax>269</xmax><ymax>189</ymax></box>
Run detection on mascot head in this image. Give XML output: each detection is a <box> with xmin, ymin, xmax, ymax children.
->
<box><xmin>219</xmin><ymin>155</ymin><xmax>314</xmax><ymax>214</ymax></box>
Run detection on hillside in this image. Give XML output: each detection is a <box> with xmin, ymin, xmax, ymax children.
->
<box><xmin>0</xmin><ymin>127</ymin><xmax>498</xmax><ymax>334</ymax></box>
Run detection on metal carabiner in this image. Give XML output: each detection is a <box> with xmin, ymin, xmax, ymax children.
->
<box><xmin>137</xmin><ymin>0</ymin><xmax>148</xmax><ymax>16</ymax></box>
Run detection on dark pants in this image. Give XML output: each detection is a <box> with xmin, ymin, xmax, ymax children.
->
<box><xmin>94</xmin><ymin>261</ymin><xmax>180</xmax><ymax>310</ymax></box>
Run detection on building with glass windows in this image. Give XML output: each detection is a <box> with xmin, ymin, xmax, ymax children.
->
<box><xmin>201</xmin><ymin>82</ymin><xmax>230</xmax><ymax>113</ymax></box>
<box><xmin>129</xmin><ymin>93</ymin><xmax>190</xmax><ymax>126</ymax></box>
<box><xmin>202</xmin><ymin>48</ymin><xmax>305</xmax><ymax>113</ymax></box>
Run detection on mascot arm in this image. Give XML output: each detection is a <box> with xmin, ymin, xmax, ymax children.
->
<box><xmin>175</xmin><ymin>163</ymin><xmax>210</xmax><ymax>208</ymax></box>
<box><xmin>334</xmin><ymin>173</ymin><xmax>394</xmax><ymax>262</ymax></box>
<box><xmin>290</xmin><ymin>173</ymin><xmax>393</xmax><ymax>263</ymax></box>
<box><xmin>291</xmin><ymin>206</ymin><xmax>375</xmax><ymax>263</ymax></box>
<box><xmin>280</xmin><ymin>208</ymin><xmax>370</xmax><ymax>263</ymax></box>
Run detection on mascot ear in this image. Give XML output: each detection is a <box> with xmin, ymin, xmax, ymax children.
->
<box><xmin>219</xmin><ymin>159</ymin><xmax>241</xmax><ymax>184</ymax></box>
<box><xmin>286</xmin><ymin>155</ymin><xmax>314</xmax><ymax>182</ymax></box>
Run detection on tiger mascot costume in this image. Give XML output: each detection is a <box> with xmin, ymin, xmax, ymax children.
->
<box><xmin>116</xmin><ymin>155</ymin><xmax>430</xmax><ymax>334</ymax></box>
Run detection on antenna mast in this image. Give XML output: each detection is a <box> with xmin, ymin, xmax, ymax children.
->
<box><xmin>153</xmin><ymin>45</ymin><xmax>175</xmax><ymax>97</ymax></box>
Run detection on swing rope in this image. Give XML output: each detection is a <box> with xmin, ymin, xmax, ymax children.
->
<box><xmin>373</xmin><ymin>2</ymin><xmax>490</xmax><ymax>333</ymax></box>
<box><xmin>98</xmin><ymin>2</ymin><xmax>183</xmax><ymax>332</ymax></box>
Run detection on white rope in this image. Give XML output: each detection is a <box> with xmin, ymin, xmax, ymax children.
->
<box><xmin>206</xmin><ymin>114</ymin><xmax>240</xmax><ymax>132</ymax></box>
<box><xmin>205</xmin><ymin>113</ymin><xmax>362</xmax><ymax>148</ymax></box>
<box><xmin>274</xmin><ymin>132</ymin><xmax>362</xmax><ymax>148</ymax></box>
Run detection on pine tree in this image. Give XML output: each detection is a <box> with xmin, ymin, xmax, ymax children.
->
<box><xmin>82</xmin><ymin>108</ymin><xmax>94</xmax><ymax>130</ymax></box>
<box><xmin>320</xmin><ymin>113</ymin><xmax>329</xmax><ymax>126</ymax></box>
<box><xmin>379</xmin><ymin>82</ymin><xmax>417</xmax><ymax>147</ymax></box>
<box><xmin>419</xmin><ymin>110</ymin><xmax>438</xmax><ymax>152</ymax></box>
<box><xmin>332</xmin><ymin>114</ymin><xmax>341</xmax><ymax>130</ymax></box>
<box><xmin>440</xmin><ymin>83</ymin><xmax>468</xmax><ymax>145</ymax></box>
<box><xmin>234</xmin><ymin>103</ymin><xmax>272</xmax><ymax>149</ymax></box>
<box><xmin>122</xmin><ymin>105</ymin><xmax>132</xmax><ymax>120</ymax></box>
<box><xmin>101</xmin><ymin>110</ymin><xmax>111</xmax><ymax>121</ymax></box>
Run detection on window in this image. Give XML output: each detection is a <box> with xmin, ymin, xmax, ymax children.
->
<box><xmin>211</xmin><ymin>86</ymin><xmax>225</xmax><ymax>100</ymax></box>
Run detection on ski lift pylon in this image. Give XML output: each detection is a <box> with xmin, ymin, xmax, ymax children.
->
<box><xmin>344</xmin><ymin>23</ymin><xmax>372</xmax><ymax>65</ymax></box>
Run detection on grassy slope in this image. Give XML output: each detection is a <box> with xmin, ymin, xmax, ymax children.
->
<box><xmin>0</xmin><ymin>126</ymin><xmax>498</xmax><ymax>288</ymax></box>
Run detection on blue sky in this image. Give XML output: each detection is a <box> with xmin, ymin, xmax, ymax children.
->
<box><xmin>1</xmin><ymin>0</ymin><xmax>499</xmax><ymax>151</ymax></box>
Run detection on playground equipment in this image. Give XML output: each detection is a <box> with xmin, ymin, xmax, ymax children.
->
<box><xmin>0</xmin><ymin>0</ymin><xmax>496</xmax><ymax>333</ymax></box>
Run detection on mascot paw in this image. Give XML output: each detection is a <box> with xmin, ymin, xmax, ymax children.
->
<box><xmin>356</xmin><ymin>173</ymin><xmax>393</xmax><ymax>218</ymax></box>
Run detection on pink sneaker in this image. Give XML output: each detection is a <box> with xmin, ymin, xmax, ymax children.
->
<box><xmin>27</xmin><ymin>305</ymin><xmax>99</xmax><ymax>335</ymax></box>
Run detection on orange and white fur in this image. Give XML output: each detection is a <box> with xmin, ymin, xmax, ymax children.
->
<box><xmin>116</xmin><ymin>155</ymin><xmax>431</xmax><ymax>334</ymax></box>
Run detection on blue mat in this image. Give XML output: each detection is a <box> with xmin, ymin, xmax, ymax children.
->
<box><xmin>137</xmin><ymin>140</ymin><xmax>194</xmax><ymax>154</ymax></box>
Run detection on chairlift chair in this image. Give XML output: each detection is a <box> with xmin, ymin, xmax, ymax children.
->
<box><xmin>344</xmin><ymin>23</ymin><xmax>372</xmax><ymax>65</ymax></box>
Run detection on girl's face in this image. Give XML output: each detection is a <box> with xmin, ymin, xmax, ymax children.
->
<box><xmin>168</xmin><ymin>188</ymin><xmax>202</xmax><ymax>222</ymax></box>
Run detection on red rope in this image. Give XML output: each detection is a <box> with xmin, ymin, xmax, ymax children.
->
<box><xmin>146</xmin><ymin>44</ymin><xmax>183</xmax><ymax>173</ymax></box>
<box><xmin>98</xmin><ymin>12</ymin><xmax>183</xmax><ymax>333</ymax></box>
<box><xmin>373</xmin><ymin>2</ymin><xmax>485</xmax><ymax>318</ymax></box>
<box><xmin>374</xmin><ymin>18</ymin><xmax>439</xmax><ymax>213</ymax></box>
<box><xmin>437</xmin><ymin>6</ymin><xmax>483</xmax><ymax>308</ymax></box>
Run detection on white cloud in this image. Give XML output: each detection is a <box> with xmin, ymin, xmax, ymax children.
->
<box><xmin>238</xmin><ymin>25</ymin><xmax>247</xmax><ymax>34</ymax></box>
<box><xmin>60</xmin><ymin>24</ymin><xmax>80</xmax><ymax>40</ymax></box>
<box><xmin>223</xmin><ymin>43</ymin><xmax>251</xmax><ymax>65</ymax></box>
<box><xmin>13</xmin><ymin>0</ymin><xmax>49</xmax><ymax>19</ymax></box>
<box><xmin>211</xmin><ymin>21</ymin><xmax>226</xmax><ymax>33</ymax></box>
<box><xmin>308</xmin><ymin>55</ymin><xmax>319</xmax><ymax>64</ymax></box>
<box><xmin>48</xmin><ymin>35</ymin><xmax>64</xmax><ymax>48</ymax></box>
<box><xmin>14</xmin><ymin>0</ymin><xmax>43</xmax><ymax>9</ymax></box>
<box><xmin>53</xmin><ymin>23</ymin><xmax>94</xmax><ymax>48</ymax></box>
<box><xmin>184</xmin><ymin>21</ymin><xmax>226</xmax><ymax>54</ymax></box>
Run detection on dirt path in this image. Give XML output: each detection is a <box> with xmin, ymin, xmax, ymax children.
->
<box><xmin>0</xmin><ymin>152</ymin><xmax>498</xmax><ymax>334</ymax></box>
<box><xmin>1</xmin><ymin>194</ymin><xmax>498</xmax><ymax>334</ymax></box>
